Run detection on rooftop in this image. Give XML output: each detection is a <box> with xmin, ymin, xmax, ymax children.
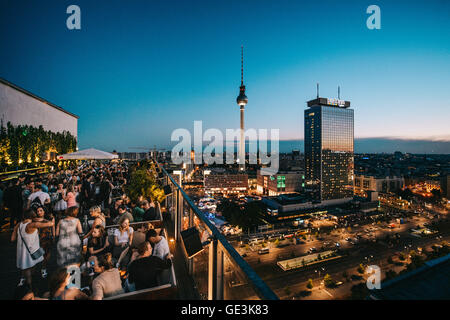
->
<box><xmin>307</xmin><ymin>97</ymin><xmax>351</xmax><ymax>108</ymax></box>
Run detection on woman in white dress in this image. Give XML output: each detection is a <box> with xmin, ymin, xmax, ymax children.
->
<box><xmin>53</xmin><ymin>183</ymin><xmax>68</xmax><ymax>217</ymax></box>
<box><xmin>11</xmin><ymin>209</ymin><xmax>55</xmax><ymax>288</ymax></box>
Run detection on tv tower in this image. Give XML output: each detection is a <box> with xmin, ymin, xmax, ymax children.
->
<box><xmin>236</xmin><ymin>45</ymin><xmax>248</xmax><ymax>171</ymax></box>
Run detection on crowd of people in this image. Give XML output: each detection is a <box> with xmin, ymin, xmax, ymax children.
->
<box><xmin>0</xmin><ymin>161</ymin><xmax>172</xmax><ymax>300</ymax></box>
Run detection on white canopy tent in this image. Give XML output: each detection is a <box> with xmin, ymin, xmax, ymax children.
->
<box><xmin>57</xmin><ymin>148</ymin><xmax>119</xmax><ymax>160</ymax></box>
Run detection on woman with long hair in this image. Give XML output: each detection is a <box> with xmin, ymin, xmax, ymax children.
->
<box><xmin>49</xmin><ymin>268</ymin><xmax>88</xmax><ymax>300</ymax></box>
<box><xmin>32</xmin><ymin>205</ymin><xmax>55</xmax><ymax>279</ymax></box>
<box><xmin>91</xmin><ymin>253</ymin><xmax>124</xmax><ymax>299</ymax></box>
<box><xmin>87</xmin><ymin>225</ymin><xmax>109</xmax><ymax>258</ymax></box>
<box><xmin>83</xmin><ymin>205</ymin><xmax>106</xmax><ymax>240</ymax></box>
<box><xmin>11</xmin><ymin>209</ymin><xmax>54</xmax><ymax>288</ymax></box>
<box><xmin>112</xmin><ymin>217</ymin><xmax>134</xmax><ymax>262</ymax></box>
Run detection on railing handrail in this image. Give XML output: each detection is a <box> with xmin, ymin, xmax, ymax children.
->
<box><xmin>0</xmin><ymin>166</ymin><xmax>47</xmax><ymax>176</ymax></box>
<box><xmin>156</xmin><ymin>161</ymin><xmax>279</xmax><ymax>300</ymax></box>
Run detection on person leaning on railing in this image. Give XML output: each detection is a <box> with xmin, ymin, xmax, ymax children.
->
<box><xmin>129</xmin><ymin>222</ymin><xmax>154</xmax><ymax>262</ymax></box>
<box><xmin>142</xmin><ymin>200</ymin><xmax>158</xmax><ymax>221</ymax></box>
<box><xmin>126</xmin><ymin>241</ymin><xmax>173</xmax><ymax>292</ymax></box>
<box><xmin>146</xmin><ymin>228</ymin><xmax>170</xmax><ymax>260</ymax></box>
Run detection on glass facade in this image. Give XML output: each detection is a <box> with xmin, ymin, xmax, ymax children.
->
<box><xmin>305</xmin><ymin>102</ymin><xmax>354</xmax><ymax>201</ymax></box>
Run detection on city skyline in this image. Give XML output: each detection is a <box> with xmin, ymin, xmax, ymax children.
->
<box><xmin>0</xmin><ymin>0</ymin><xmax>449</xmax><ymax>153</ymax></box>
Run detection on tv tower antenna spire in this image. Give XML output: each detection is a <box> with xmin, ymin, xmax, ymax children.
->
<box><xmin>241</xmin><ymin>45</ymin><xmax>244</xmax><ymax>86</ymax></box>
<box><xmin>236</xmin><ymin>45</ymin><xmax>248</xmax><ymax>171</ymax></box>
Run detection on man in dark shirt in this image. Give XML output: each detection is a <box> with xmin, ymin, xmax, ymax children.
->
<box><xmin>81</xmin><ymin>174</ymin><xmax>94</xmax><ymax>209</ymax></box>
<box><xmin>142</xmin><ymin>200</ymin><xmax>159</xmax><ymax>221</ymax></box>
<box><xmin>99</xmin><ymin>176</ymin><xmax>112</xmax><ymax>208</ymax></box>
<box><xmin>4</xmin><ymin>179</ymin><xmax>23</xmax><ymax>229</ymax></box>
<box><xmin>127</xmin><ymin>241</ymin><xmax>172</xmax><ymax>291</ymax></box>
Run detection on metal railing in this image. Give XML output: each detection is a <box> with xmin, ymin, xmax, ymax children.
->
<box><xmin>155</xmin><ymin>160</ymin><xmax>278</xmax><ymax>300</ymax></box>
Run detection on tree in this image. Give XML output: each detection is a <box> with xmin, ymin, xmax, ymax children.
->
<box><xmin>357</xmin><ymin>264</ymin><xmax>365</xmax><ymax>274</ymax></box>
<box><xmin>217</xmin><ymin>199</ymin><xmax>242</xmax><ymax>227</ymax></box>
<box><xmin>407</xmin><ymin>253</ymin><xmax>425</xmax><ymax>271</ymax></box>
<box><xmin>323</xmin><ymin>274</ymin><xmax>335</xmax><ymax>288</ymax></box>
<box><xmin>350</xmin><ymin>283</ymin><xmax>369</xmax><ymax>300</ymax></box>
<box><xmin>0</xmin><ymin>121</ymin><xmax>77</xmax><ymax>170</ymax></box>
<box><xmin>306</xmin><ymin>279</ymin><xmax>314</xmax><ymax>290</ymax></box>
<box><xmin>240</xmin><ymin>201</ymin><xmax>267</xmax><ymax>231</ymax></box>
<box><xmin>385</xmin><ymin>270</ymin><xmax>397</xmax><ymax>281</ymax></box>
<box><xmin>125</xmin><ymin>168</ymin><xmax>166</xmax><ymax>203</ymax></box>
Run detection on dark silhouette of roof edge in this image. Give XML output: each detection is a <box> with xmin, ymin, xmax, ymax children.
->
<box><xmin>368</xmin><ymin>253</ymin><xmax>450</xmax><ymax>300</ymax></box>
<box><xmin>0</xmin><ymin>77</ymin><xmax>79</xmax><ymax>119</ymax></box>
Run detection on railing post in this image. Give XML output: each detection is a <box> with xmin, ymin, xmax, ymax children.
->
<box><xmin>172</xmin><ymin>184</ymin><xmax>177</xmax><ymax>231</ymax></box>
<box><xmin>164</xmin><ymin>176</ymin><xmax>168</xmax><ymax>209</ymax></box>
<box><xmin>208</xmin><ymin>238</ymin><xmax>217</xmax><ymax>300</ymax></box>
<box><xmin>175</xmin><ymin>188</ymin><xmax>182</xmax><ymax>241</ymax></box>
<box><xmin>187</xmin><ymin>208</ymin><xmax>194</xmax><ymax>275</ymax></box>
<box><xmin>208</xmin><ymin>238</ymin><xmax>224</xmax><ymax>300</ymax></box>
<box><xmin>216</xmin><ymin>245</ymin><xmax>224</xmax><ymax>300</ymax></box>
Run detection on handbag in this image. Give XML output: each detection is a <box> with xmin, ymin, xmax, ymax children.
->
<box><xmin>19</xmin><ymin>224</ymin><xmax>45</xmax><ymax>260</ymax></box>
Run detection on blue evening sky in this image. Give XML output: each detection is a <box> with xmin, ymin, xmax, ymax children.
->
<box><xmin>0</xmin><ymin>0</ymin><xmax>449</xmax><ymax>153</ymax></box>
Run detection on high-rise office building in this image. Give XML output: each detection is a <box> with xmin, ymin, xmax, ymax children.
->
<box><xmin>304</xmin><ymin>93</ymin><xmax>354</xmax><ymax>203</ymax></box>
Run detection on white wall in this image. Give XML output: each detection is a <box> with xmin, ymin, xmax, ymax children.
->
<box><xmin>0</xmin><ymin>82</ymin><xmax>78</xmax><ymax>138</ymax></box>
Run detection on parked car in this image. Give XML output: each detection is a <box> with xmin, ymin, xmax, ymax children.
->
<box><xmin>308</xmin><ymin>247</ymin><xmax>317</xmax><ymax>253</ymax></box>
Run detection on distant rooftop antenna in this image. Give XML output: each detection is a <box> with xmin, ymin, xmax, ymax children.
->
<box><xmin>338</xmin><ymin>86</ymin><xmax>341</xmax><ymax>99</ymax></box>
<box><xmin>316</xmin><ymin>83</ymin><xmax>319</xmax><ymax>98</ymax></box>
<box><xmin>241</xmin><ymin>45</ymin><xmax>244</xmax><ymax>86</ymax></box>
